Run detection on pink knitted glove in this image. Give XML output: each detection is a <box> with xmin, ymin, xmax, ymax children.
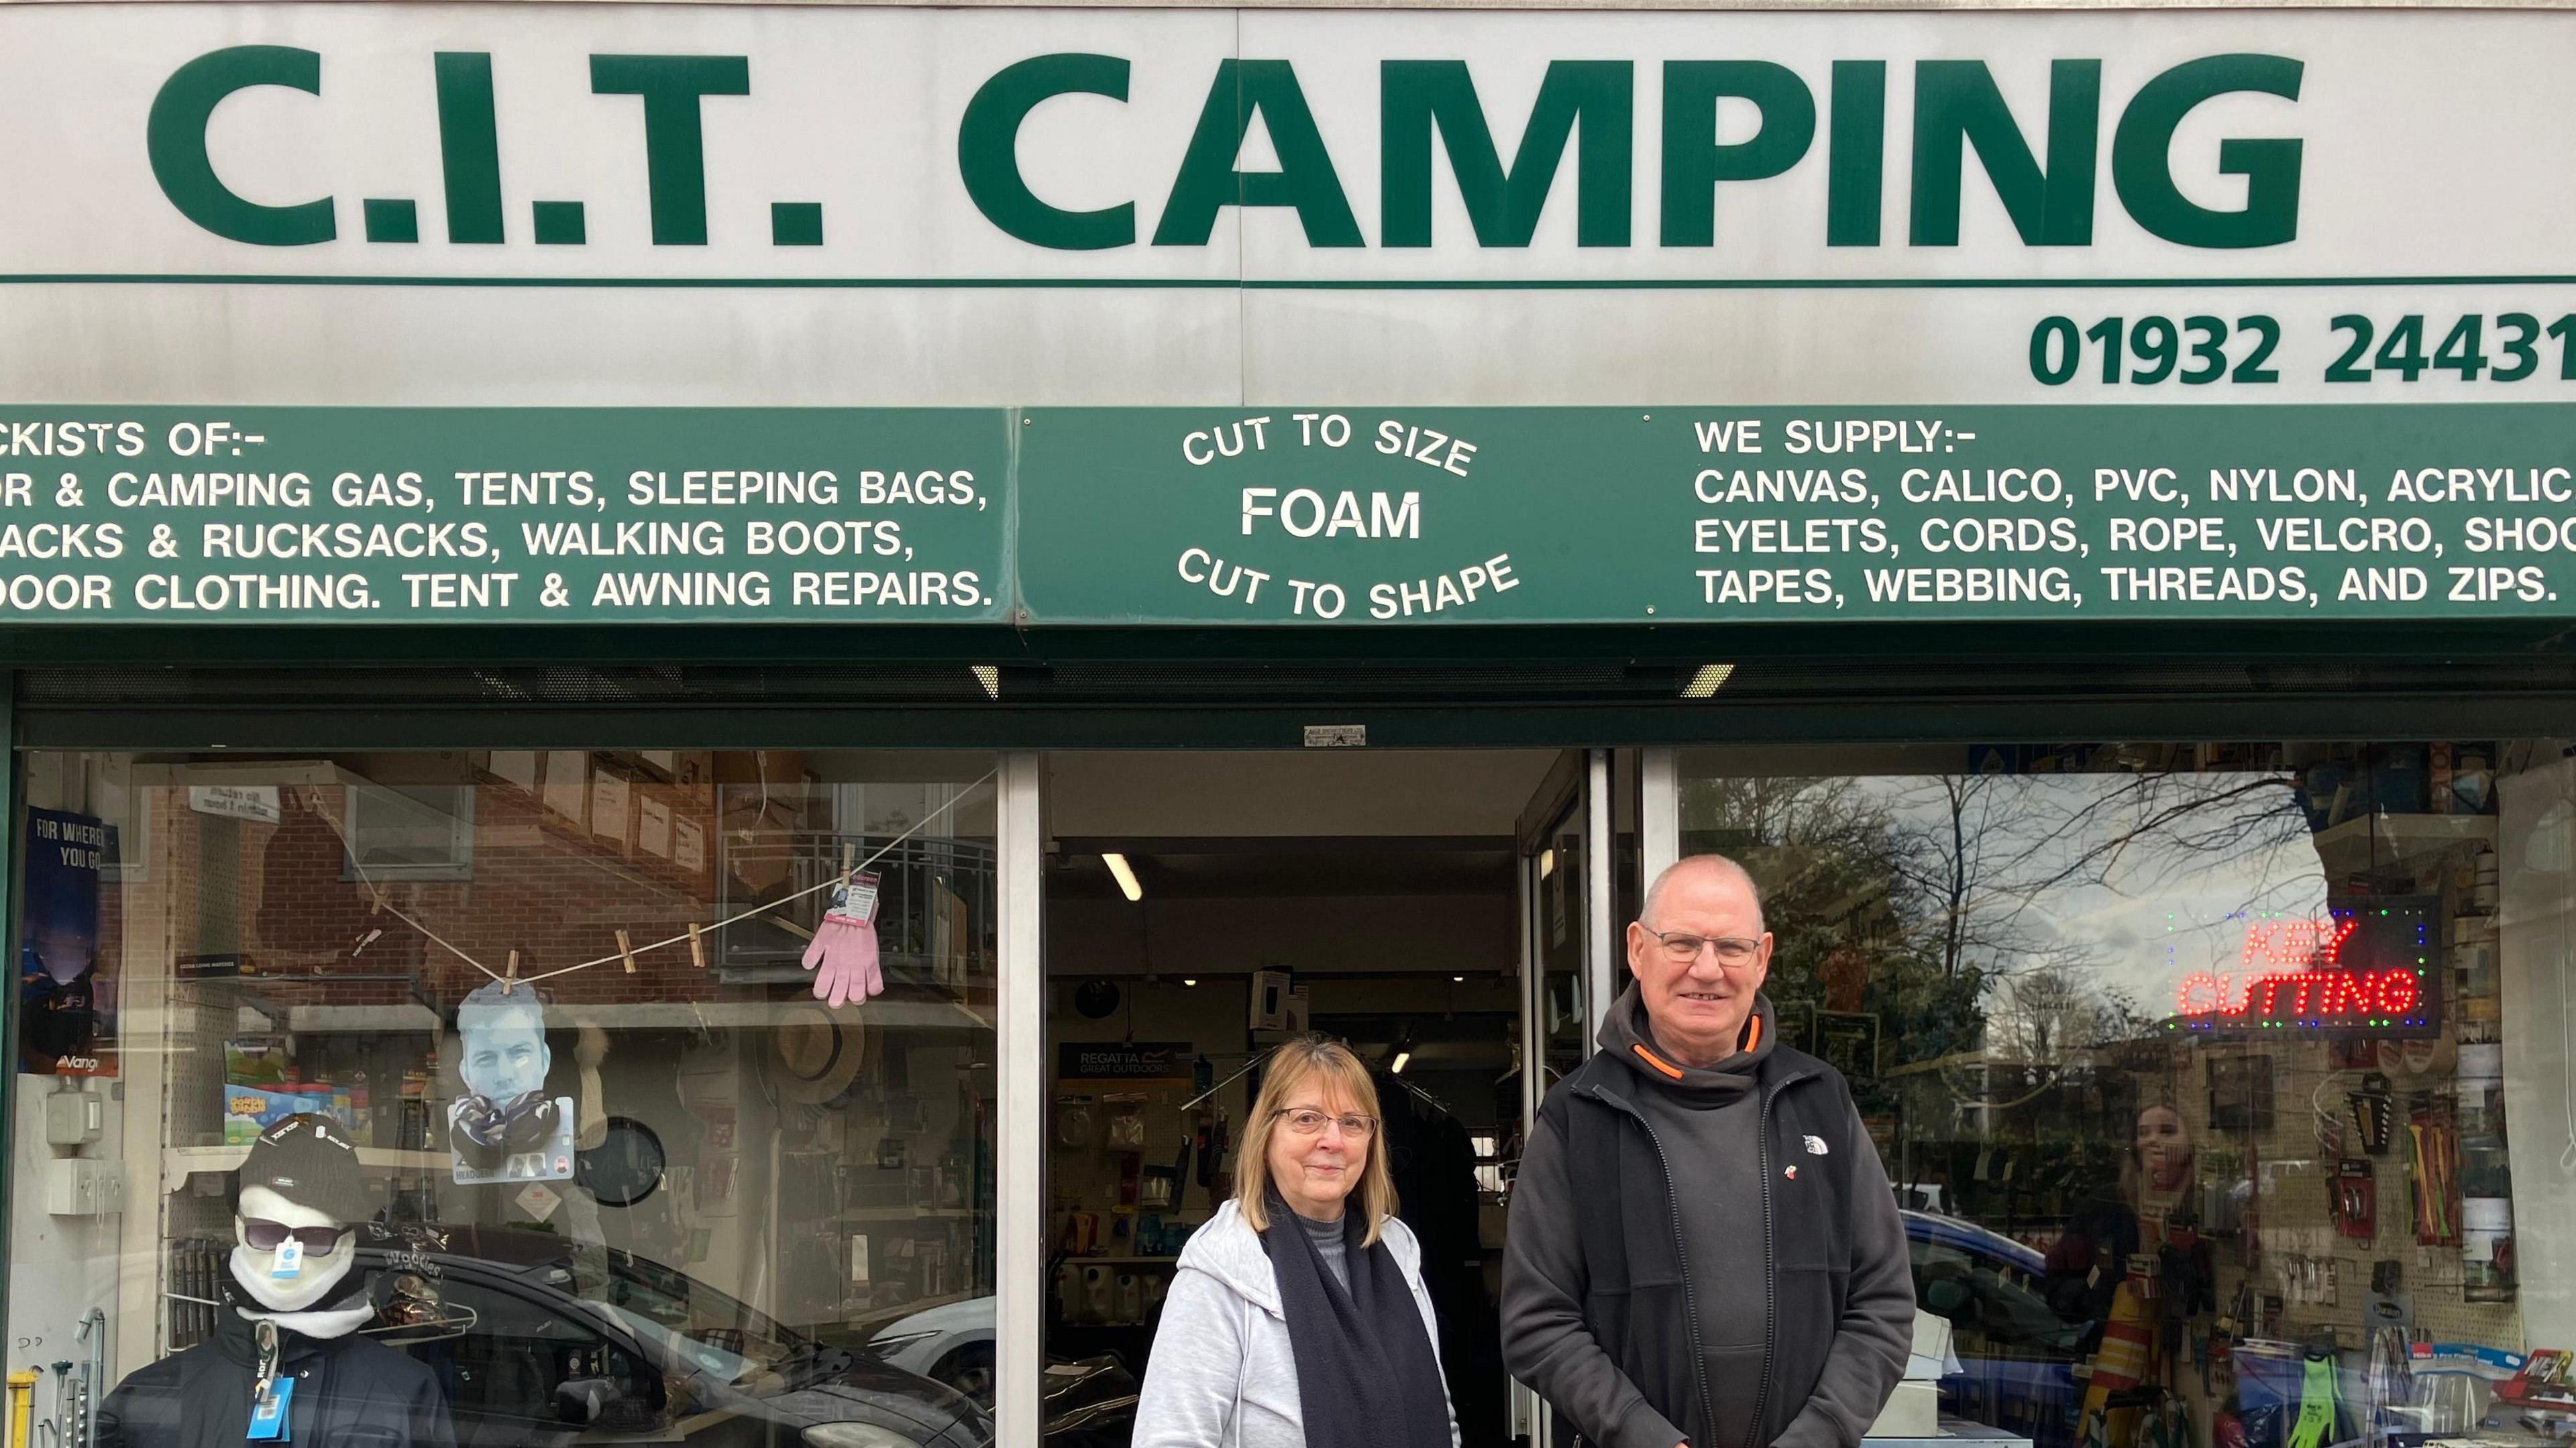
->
<box><xmin>802</xmin><ymin>872</ymin><xmax>884</xmax><ymax>1008</ymax></box>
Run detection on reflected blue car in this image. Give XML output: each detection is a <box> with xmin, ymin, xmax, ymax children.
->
<box><xmin>1902</xmin><ymin>1209</ymin><xmax>2089</xmax><ymax>1448</ymax></box>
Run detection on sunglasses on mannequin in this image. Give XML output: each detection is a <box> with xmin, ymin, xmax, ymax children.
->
<box><xmin>240</xmin><ymin>1219</ymin><xmax>347</xmax><ymax>1254</ymax></box>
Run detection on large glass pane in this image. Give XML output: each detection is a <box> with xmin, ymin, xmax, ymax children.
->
<box><xmin>9</xmin><ymin>749</ymin><xmax>1012</xmax><ymax>1448</ymax></box>
<box><xmin>1678</xmin><ymin>740</ymin><xmax>2563</xmax><ymax>1448</ymax></box>
<box><xmin>1535</xmin><ymin>805</ymin><xmax>1590</xmax><ymax>1101</ymax></box>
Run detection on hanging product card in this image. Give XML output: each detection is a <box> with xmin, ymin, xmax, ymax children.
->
<box><xmin>246</xmin><ymin>1379</ymin><xmax>293</xmax><ymax>1442</ymax></box>
<box><xmin>20</xmin><ymin>807</ymin><xmax>115</xmax><ymax>1076</ymax></box>
<box><xmin>270</xmin><ymin>1237</ymin><xmax>303</xmax><ymax>1278</ymax></box>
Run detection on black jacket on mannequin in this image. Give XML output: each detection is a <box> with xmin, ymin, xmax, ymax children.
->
<box><xmin>99</xmin><ymin>1265</ymin><xmax>454</xmax><ymax>1448</ymax></box>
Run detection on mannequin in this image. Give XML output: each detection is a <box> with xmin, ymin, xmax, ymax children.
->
<box><xmin>447</xmin><ymin>981</ymin><xmax>574</xmax><ymax>1184</ymax></box>
<box><xmin>98</xmin><ymin>1115</ymin><xmax>453</xmax><ymax>1448</ymax></box>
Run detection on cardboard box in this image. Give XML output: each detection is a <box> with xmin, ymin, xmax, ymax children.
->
<box><xmin>1867</xmin><ymin>1380</ymin><xmax>1941</xmax><ymax>1440</ymax></box>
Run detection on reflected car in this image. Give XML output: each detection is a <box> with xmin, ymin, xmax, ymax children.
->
<box><xmin>1902</xmin><ymin>1209</ymin><xmax>2089</xmax><ymax>1448</ymax></box>
<box><xmin>867</xmin><ymin>1297</ymin><xmax>1137</xmax><ymax>1448</ymax></box>
<box><xmin>870</xmin><ymin>1298</ymin><xmax>996</xmax><ymax>1402</ymax></box>
<box><xmin>357</xmin><ymin>1226</ymin><xmax>1132</xmax><ymax>1448</ymax></box>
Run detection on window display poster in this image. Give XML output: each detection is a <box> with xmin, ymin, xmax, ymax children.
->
<box><xmin>19</xmin><ymin>808</ymin><xmax>113</xmax><ymax>1076</ymax></box>
<box><xmin>447</xmin><ymin>981</ymin><xmax>576</xmax><ymax>1184</ymax></box>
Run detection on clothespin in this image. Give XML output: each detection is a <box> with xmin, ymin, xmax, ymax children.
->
<box><xmin>687</xmin><ymin>923</ymin><xmax>706</xmax><ymax>970</ymax></box>
<box><xmin>366</xmin><ymin>881</ymin><xmax>387</xmax><ymax>917</ymax></box>
<box><xmin>840</xmin><ymin>842</ymin><xmax>855</xmax><ymax>881</ymax></box>
<box><xmin>503</xmin><ymin>949</ymin><xmax>519</xmax><ymax>995</ymax></box>
<box><xmin>616</xmin><ymin>929</ymin><xmax>637</xmax><ymax>975</ymax></box>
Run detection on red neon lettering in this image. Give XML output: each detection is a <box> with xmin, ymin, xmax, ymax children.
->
<box><xmin>2376</xmin><ymin>970</ymin><xmax>2420</xmax><ymax>1016</ymax></box>
<box><xmin>2174</xmin><ymin>966</ymin><xmax>2421</xmax><ymax>1023</ymax></box>
<box><xmin>2239</xmin><ymin>918</ymin><xmax>2357</xmax><ymax>970</ymax></box>
<box><xmin>2320</xmin><ymin>971</ymin><xmax>2371</xmax><ymax>1015</ymax></box>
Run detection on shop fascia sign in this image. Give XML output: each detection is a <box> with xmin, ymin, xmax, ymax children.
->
<box><xmin>146</xmin><ymin>44</ymin><xmax>2299</xmax><ymax>254</ymax></box>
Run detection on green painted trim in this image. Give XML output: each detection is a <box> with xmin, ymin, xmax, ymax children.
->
<box><xmin>1</xmin><ymin>617</ymin><xmax>2573</xmax><ymax>667</ymax></box>
<box><xmin>5</xmin><ymin>273</ymin><xmax>2576</xmax><ymax>290</ymax></box>
<box><xmin>24</xmin><ymin>693</ymin><xmax>2576</xmax><ymax>752</ymax></box>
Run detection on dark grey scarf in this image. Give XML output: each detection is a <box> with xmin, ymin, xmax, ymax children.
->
<box><xmin>1259</xmin><ymin>1187</ymin><xmax>1450</xmax><ymax>1448</ymax></box>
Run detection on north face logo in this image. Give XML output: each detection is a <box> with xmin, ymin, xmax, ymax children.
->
<box><xmin>1803</xmin><ymin>1135</ymin><xmax>1829</xmax><ymax>1156</ymax></box>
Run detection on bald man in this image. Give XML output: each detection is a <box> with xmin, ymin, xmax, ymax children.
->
<box><xmin>1503</xmin><ymin>855</ymin><xmax>1913</xmax><ymax>1448</ymax></box>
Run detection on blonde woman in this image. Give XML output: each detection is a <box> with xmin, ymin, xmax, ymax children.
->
<box><xmin>1134</xmin><ymin>1036</ymin><xmax>1459</xmax><ymax>1448</ymax></box>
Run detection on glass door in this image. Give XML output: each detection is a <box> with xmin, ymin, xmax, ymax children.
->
<box><xmin>1507</xmin><ymin>748</ymin><xmax>1614</xmax><ymax>1448</ymax></box>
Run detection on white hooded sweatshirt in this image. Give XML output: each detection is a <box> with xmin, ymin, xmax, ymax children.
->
<box><xmin>1132</xmin><ymin>1200</ymin><xmax>1462</xmax><ymax>1448</ymax></box>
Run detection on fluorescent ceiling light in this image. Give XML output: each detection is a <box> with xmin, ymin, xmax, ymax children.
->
<box><xmin>970</xmin><ymin>665</ymin><xmax>1001</xmax><ymax>699</ymax></box>
<box><xmin>1681</xmin><ymin>663</ymin><xmax>1737</xmax><ymax>699</ymax></box>
<box><xmin>1102</xmin><ymin>852</ymin><xmax>1143</xmax><ymax>902</ymax></box>
<box><xmin>1391</xmin><ymin>1049</ymin><xmax>1413</xmax><ymax>1074</ymax></box>
<box><xmin>1183</xmin><ymin>977</ymin><xmax>1198</xmax><ymax>987</ymax></box>
<box><xmin>1538</xmin><ymin>848</ymin><xmax>1556</xmax><ymax>880</ymax></box>
<box><xmin>1452</xmin><ymin>974</ymin><xmax>1465</xmax><ymax>983</ymax></box>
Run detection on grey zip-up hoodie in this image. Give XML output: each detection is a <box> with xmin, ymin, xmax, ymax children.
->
<box><xmin>1502</xmin><ymin>988</ymin><xmax>1913</xmax><ymax>1448</ymax></box>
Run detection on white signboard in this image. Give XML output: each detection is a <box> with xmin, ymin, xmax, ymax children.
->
<box><xmin>0</xmin><ymin>6</ymin><xmax>2571</xmax><ymax>404</ymax></box>
<box><xmin>186</xmin><ymin>785</ymin><xmax>282</xmax><ymax>824</ymax></box>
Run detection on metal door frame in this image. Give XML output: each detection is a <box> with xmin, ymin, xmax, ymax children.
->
<box><xmin>1508</xmin><ymin>747</ymin><xmax>1624</xmax><ymax>1448</ymax></box>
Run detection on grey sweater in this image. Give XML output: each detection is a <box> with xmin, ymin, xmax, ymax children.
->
<box><xmin>1503</xmin><ymin>989</ymin><xmax>1915</xmax><ymax>1448</ymax></box>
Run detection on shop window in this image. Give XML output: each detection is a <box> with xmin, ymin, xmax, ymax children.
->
<box><xmin>1680</xmin><ymin>740</ymin><xmax>2571</xmax><ymax>1448</ymax></box>
<box><xmin>11</xmin><ymin>749</ymin><xmax>1018</xmax><ymax>1448</ymax></box>
<box><xmin>343</xmin><ymin>783</ymin><xmax>476</xmax><ymax>881</ymax></box>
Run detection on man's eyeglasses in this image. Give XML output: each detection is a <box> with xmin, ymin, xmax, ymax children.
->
<box><xmin>1645</xmin><ymin>930</ymin><xmax>1765</xmax><ymax>967</ymax></box>
<box><xmin>240</xmin><ymin>1218</ymin><xmax>348</xmax><ymax>1254</ymax></box>
<box><xmin>1276</xmin><ymin>1109</ymin><xmax>1378</xmax><ymax>1139</ymax></box>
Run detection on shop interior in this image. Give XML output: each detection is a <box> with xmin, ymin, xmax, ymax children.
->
<box><xmin>1041</xmin><ymin>748</ymin><xmax>1593</xmax><ymax>1447</ymax></box>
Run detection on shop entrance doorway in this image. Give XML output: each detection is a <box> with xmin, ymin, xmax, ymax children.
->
<box><xmin>1038</xmin><ymin>749</ymin><xmax>1631</xmax><ymax>1448</ymax></box>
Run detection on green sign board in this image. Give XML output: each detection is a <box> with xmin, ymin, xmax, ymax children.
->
<box><xmin>2</xmin><ymin>404</ymin><xmax>2573</xmax><ymax>626</ymax></box>
<box><xmin>1015</xmin><ymin>405</ymin><xmax>2576</xmax><ymax>623</ymax></box>
<box><xmin>0</xmin><ymin>409</ymin><xmax>1012</xmax><ymax>622</ymax></box>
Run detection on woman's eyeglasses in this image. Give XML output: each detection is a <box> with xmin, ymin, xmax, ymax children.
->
<box><xmin>1277</xmin><ymin>1109</ymin><xmax>1378</xmax><ymax>1139</ymax></box>
<box><xmin>240</xmin><ymin>1218</ymin><xmax>348</xmax><ymax>1254</ymax></box>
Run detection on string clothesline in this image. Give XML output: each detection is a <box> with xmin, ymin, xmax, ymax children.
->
<box><xmin>301</xmin><ymin>769</ymin><xmax>998</xmax><ymax>995</ymax></box>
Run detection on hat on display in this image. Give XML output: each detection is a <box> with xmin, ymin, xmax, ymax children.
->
<box><xmin>773</xmin><ymin>1003</ymin><xmax>868</xmax><ymax>1104</ymax></box>
<box><xmin>240</xmin><ymin>1113</ymin><xmax>372</xmax><ymax>1223</ymax></box>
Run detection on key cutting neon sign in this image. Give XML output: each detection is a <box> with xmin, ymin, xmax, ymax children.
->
<box><xmin>2170</xmin><ymin>897</ymin><xmax>2440</xmax><ymax>1037</ymax></box>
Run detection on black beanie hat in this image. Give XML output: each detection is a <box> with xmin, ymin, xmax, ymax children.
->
<box><xmin>239</xmin><ymin>1113</ymin><xmax>371</xmax><ymax>1225</ymax></box>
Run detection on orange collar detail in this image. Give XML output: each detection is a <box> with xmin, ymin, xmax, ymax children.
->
<box><xmin>1630</xmin><ymin>1044</ymin><xmax>1686</xmax><ymax>1080</ymax></box>
<box><xmin>1632</xmin><ymin>1015</ymin><xmax>1761</xmax><ymax>1078</ymax></box>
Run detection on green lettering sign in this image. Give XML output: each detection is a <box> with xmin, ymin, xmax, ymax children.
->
<box><xmin>2112</xmin><ymin>54</ymin><xmax>2304</xmax><ymax>249</ymax></box>
<box><xmin>1154</xmin><ymin>60</ymin><xmax>1362</xmax><ymax>247</ymax></box>
<box><xmin>1825</xmin><ymin>61</ymin><xmax>1888</xmax><ymax>247</ymax></box>
<box><xmin>146</xmin><ymin>46</ymin><xmax>334</xmax><ymax>247</ymax></box>
<box><xmin>958</xmin><ymin>54</ymin><xmax>1136</xmax><ymax>251</ymax></box>
<box><xmin>1379</xmin><ymin>60</ymin><xmax>1632</xmax><ymax>248</ymax></box>
<box><xmin>435</xmin><ymin>52</ymin><xmax>506</xmax><ymax>245</ymax></box>
<box><xmin>1660</xmin><ymin>61</ymin><xmax>1815</xmax><ymax>247</ymax></box>
<box><xmin>589</xmin><ymin>54</ymin><xmax>751</xmax><ymax>245</ymax></box>
<box><xmin>1910</xmin><ymin>59</ymin><xmax>2101</xmax><ymax>246</ymax></box>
